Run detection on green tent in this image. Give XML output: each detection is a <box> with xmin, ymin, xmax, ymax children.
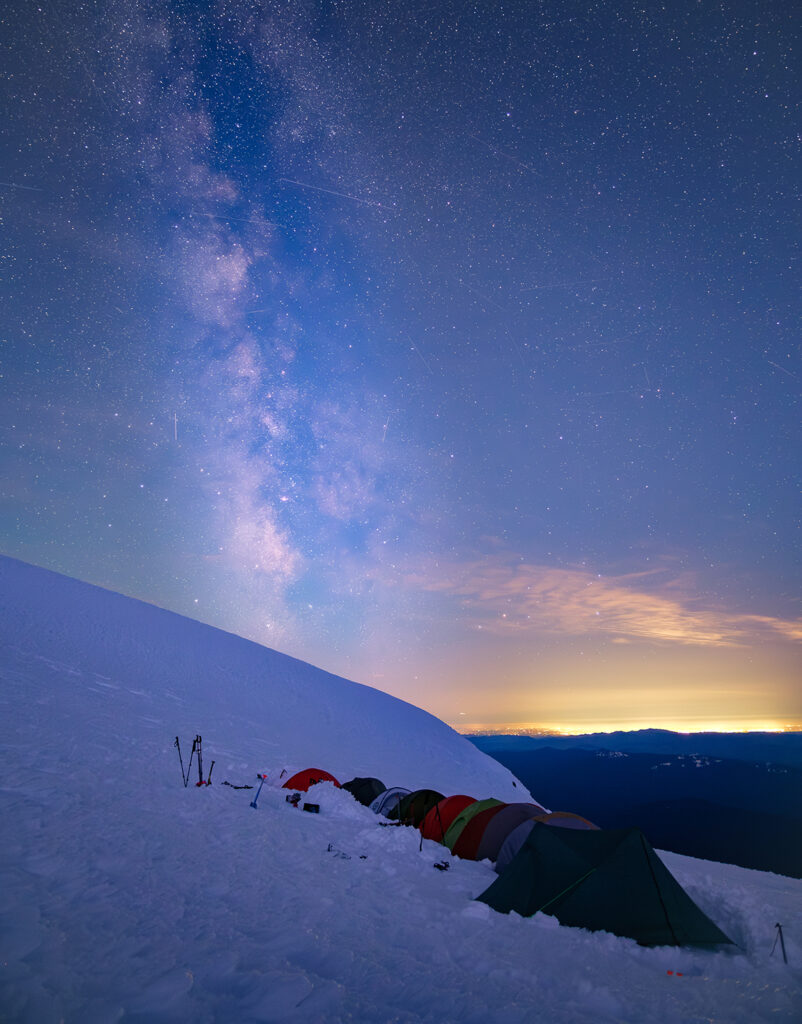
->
<box><xmin>444</xmin><ymin>798</ymin><xmax>503</xmax><ymax>851</ymax></box>
<box><xmin>392</xmin><ymin>789</ymin><xmax>444</xmax><ymax>826</ymax></box>
<box><xmin>476</xmin><ymin>823</ymin><xmax>733</xmax><ymax>948</ymax></box>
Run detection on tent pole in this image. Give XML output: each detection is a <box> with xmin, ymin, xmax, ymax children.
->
<box><xmin>640</xmin><ymin>832</ymin><xmax>680</xmax><ymax>946</ymax></box>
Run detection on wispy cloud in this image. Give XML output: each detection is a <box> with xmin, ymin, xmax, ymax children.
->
<box><xmin>390</xmin><ymin>556</ymin><xmax>802</xmax><ymax>647</ymax></box>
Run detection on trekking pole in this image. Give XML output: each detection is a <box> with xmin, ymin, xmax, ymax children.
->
<box><xmin>175</xmin><ymin>736</ymin><xmax>188</xmax><ymax>787</ymax></box>
<box><xmin>196</xmin><ymin>735</ymin><xmax>204</xmax><ymax>787</ymax></box>
<box><xmin>186</xmin><ymin>736</ymin><xmax>197</xmax><ymax>784</ymax></box>
<box><xmin>250</xmin><ymin>774</ymin><xmax>266</xmax><ymax>809</ymax></box>
<box><xmin>772</xmin><ymin>923</ymin><xmax>788</xmax><ymax>964</ymax></box>
<box><xmin>206</xmin><ymin>760</ymin><xmax>215</xmax><ymax>786</ymax></box>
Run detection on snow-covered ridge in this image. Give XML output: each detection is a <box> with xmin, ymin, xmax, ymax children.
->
<box><xmin>0</xmin><ymin>555</ymin><xmax>529</xmax><ymax>800</ymax></box>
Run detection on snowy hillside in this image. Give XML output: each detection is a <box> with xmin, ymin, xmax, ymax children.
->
<box><xmin>1</xmin><ymin>557</ymin><xmax>800</xmax><ymax>1022</ymax></box>
<box><xmin>0</xmin><ymin>556</ymin><xmax>528</xmax><ymax>800</ymax></box>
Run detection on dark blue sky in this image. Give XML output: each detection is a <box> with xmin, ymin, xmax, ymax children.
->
<box><xmin>2</xmin><ymin>0</ymin><xmax>799</xmax><ymax>731</ymax></box>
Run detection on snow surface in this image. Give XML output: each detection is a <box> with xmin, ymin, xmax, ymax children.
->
<box><xmin>1</xmin><ymin>555</ymin><xmax>800</xmax><ymax>1023</ymax></box>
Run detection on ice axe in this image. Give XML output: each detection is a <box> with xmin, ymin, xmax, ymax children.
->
<box><xmin>250</xmin><ymin>774</ymin><xmax>267</xmax><ymax>809</ymax></box>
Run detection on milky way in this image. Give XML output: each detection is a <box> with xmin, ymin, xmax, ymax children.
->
<box><xmin>2</xmin><ymin>1</ymin><xmax>799</xmax><ymax>730</ymax></box>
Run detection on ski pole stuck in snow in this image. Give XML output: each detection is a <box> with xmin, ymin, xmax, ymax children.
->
<box><xmin>185</xmin><ymin>736</ymin><xmax>198</xmax><ymax>785</ymax></box>
<box><xmin>174</xmin><ymin>736</ymin><xmax>188</xmax><ymax>787</ymax></box>
<box><xmin>176</xmin><ymin>734</ymin><xmax>208</xmax><ymax>787</ymax></box>
<box><xmin>772</xmin><ymin>922</ymin><xmax>789</xmax><ymax>964</ymax></box>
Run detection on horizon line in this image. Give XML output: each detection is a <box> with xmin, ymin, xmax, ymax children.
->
<box><xmin>456</xmin><ymin>724</ymin><xmax>802</xmax><ymax>737</ymax></box>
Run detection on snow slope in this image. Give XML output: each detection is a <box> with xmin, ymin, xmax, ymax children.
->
<box><xmin>0</xmin><ymin>556</ymin><xmax>528</xmax><ymax>800</ymax></box>
<box><xmin>1</xmin><ymin>556</ymin><xmax>800</xmax><ymax>1023</ymax></box>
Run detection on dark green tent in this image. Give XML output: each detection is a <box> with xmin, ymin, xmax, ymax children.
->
<box><xmin>342</xmin><ymin>777</ymin><xmax>386</xmax><ymax>807</ymax></box>
<box><xmin>476</xmin><ymin>823</ymin><xmax>733</xmax><ymax>948</ymax></box>
<box><xmin>392</xmin><ymin>789</ymin><xmax>444</xmax><ymax>826</ymax></box>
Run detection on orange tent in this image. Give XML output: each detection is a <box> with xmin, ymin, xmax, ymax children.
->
<box><xmin>282</xmin><ymin>768</ymin><xmax>341</xmax><ymax>792</ymax></box>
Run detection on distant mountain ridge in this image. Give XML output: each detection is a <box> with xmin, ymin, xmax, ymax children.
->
<box><xmin>470</xmin><ymin>728</ymin><xmax>802</xmax><ymax>768</ymax></box>
<box><xmin>469</xmin><ymin>743</ymin><xmax>802</xmax><ymax>877</ymax></box>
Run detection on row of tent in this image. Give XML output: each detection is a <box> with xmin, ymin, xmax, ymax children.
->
<box><xmin>274</xmin><ymin>768</ymin><xmax>734</xmax><ymax>949</ymax></box>
<box><xmin>273</xmin><ymin>770</ymin><xmax>597</xmax><ymax>868</ymax></box>
<box><xmin>346</xmin><ymin>777</ymin><xmax>599</xmax><ymax>868</ymax></box>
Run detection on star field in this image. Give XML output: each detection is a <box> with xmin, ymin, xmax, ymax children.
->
<box><xmin>1</xmin><ymin>0</ymin><xmax>799</xmax><ymax>731</ymax></box>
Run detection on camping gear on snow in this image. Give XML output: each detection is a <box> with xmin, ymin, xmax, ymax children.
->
<box><xmin>477</xmin><ymin>822</ymin><xmax>733</xmax><ymax>948</ymax></box>
<box><xmin>452</xmin><ymin>802</ymin><xmax>509</xmax><ymax>860</ymax></box>
<box><xmin>342</xmin><ymin>777</ymin><xmax>386</xmax><ymax>806</ymax></box>
<box><xmin>444</xmin><ymin>798</ymin><xmax>503</xmax><ymax>852</ymax></box>
<box><xmin>281</xmin><ymin>768</ymin><xmax>341</xmax><ymax>792</ymax></box>
<box><xmin>370</xmin><ymin>787</ymin><xmax>412</xmax><ymax>818</ymax></box>
<box><xmin>495</xmin><ymin>813</ymin><xmax>599</xmax><ymax>874</ymax></box>
<box><xmin>474</xmin><ymin>802</ymin><xmax>549</xmax><ymax>863</ymax></box>
<box><xmin>420</xmin><ymin>795</ymin><xmax>476</xmax><ymax>844</ymax></box>
<box><xmin>391</xmin><ymin>789</ymin><xmax>445</xmax><ymax>827</ymax></box>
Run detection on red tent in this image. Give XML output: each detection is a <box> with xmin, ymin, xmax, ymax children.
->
<box><xmin>419</xmin><ymin>794</ymin><xmax>476</xmax><ymax>843</ymax></box>
<box><xmin>452</xmin><ymin>802</ymin><xmax>508</xmax><ymax>860</ymax></box>
<box><xmin>281</xmin><ymin>768</ymin><xmax>341</xmax><ymax>792</ymax></box>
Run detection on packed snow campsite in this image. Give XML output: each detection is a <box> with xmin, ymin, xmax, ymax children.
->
<box><xmin>1</xmin><ymin>557</ymin><xmax>800</xmax><ymax>1023</ymax></box>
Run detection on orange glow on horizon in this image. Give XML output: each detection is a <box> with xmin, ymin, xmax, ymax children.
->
<box><xmin>452</xmin><ymin>718</ymin><xmax>801</xmax><ymax>736</ymax></box>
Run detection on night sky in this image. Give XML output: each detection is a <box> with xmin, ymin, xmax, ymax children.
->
<box><xmin>2</xmin><ymin>0</ymin><xmax>800</xmax><ymax>733</ymax></box>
